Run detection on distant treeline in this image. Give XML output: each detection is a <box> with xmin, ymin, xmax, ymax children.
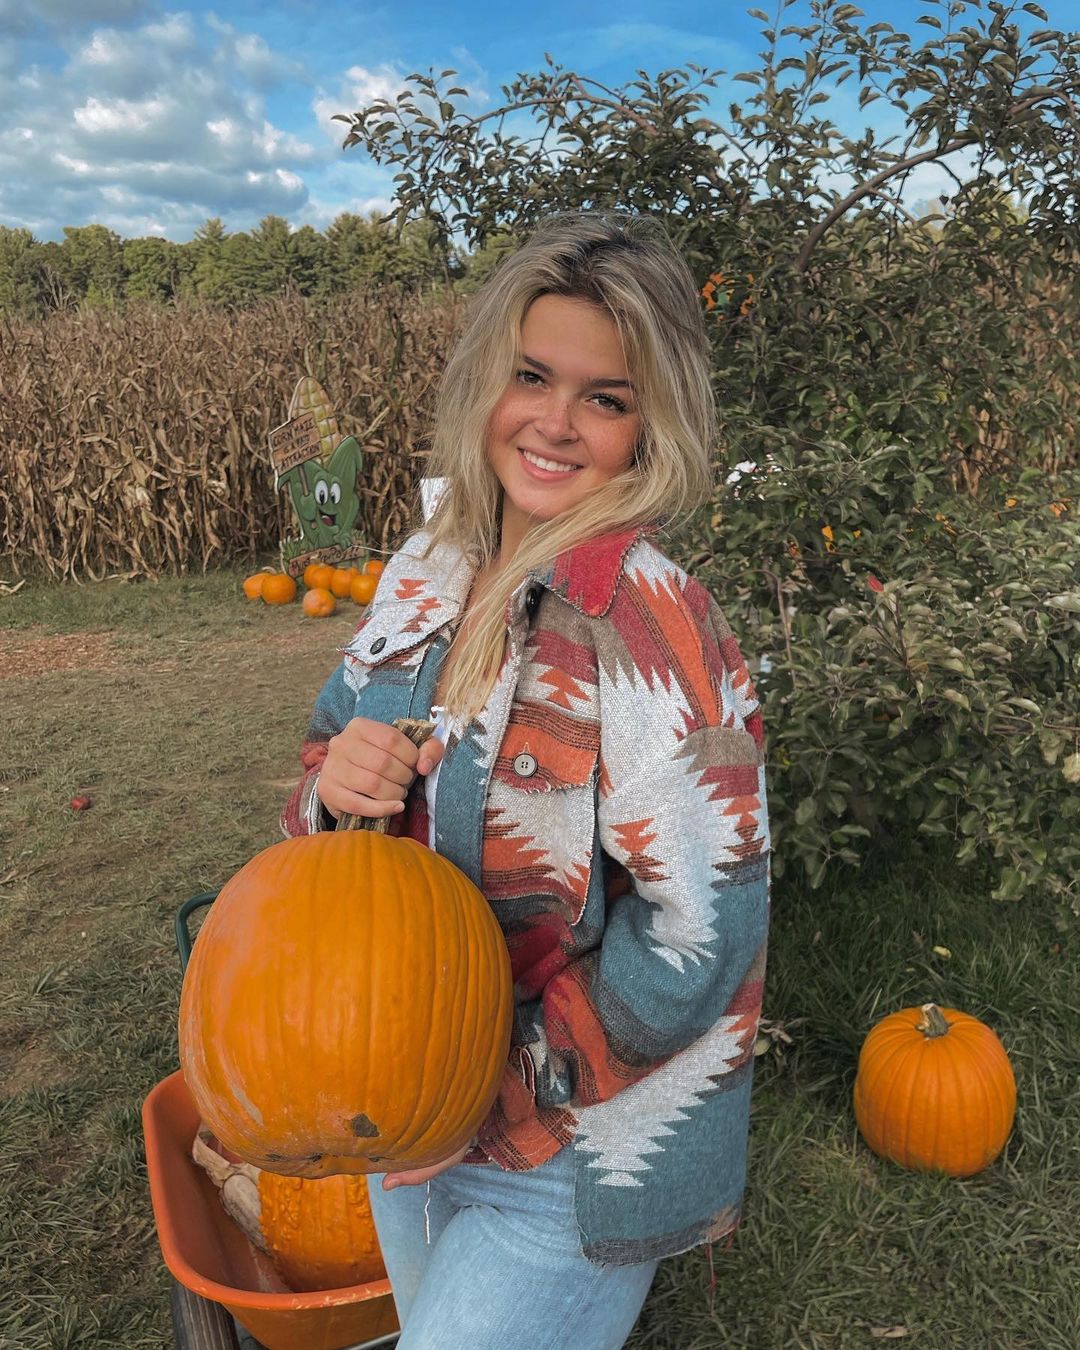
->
<box><xmin>0</xmin><ymin>214</ymin><xmax>510</xmax><ymax>316</ymax></box>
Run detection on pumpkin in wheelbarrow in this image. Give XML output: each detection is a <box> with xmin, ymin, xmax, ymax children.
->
<box><xmin>193</xmin><ymin>1126</ymin><xmax>386</xmax><ymax>1291</ymax></box>
<box><xmin>178</xmin><ymin>829</ymin><xmax>513</xmax><ymax>1178</ymax></box>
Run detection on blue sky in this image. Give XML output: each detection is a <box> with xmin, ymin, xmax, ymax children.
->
<box><xmin>1</xmin><ymin>0</ymin><xmax>1076</xmax><ymax>242</ymax></box>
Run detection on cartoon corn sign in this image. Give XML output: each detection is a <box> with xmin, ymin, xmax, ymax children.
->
<box><xmin>269</xmin><ymin>377</ymin><xmax>366</xmax><ymax>578</ymax></box>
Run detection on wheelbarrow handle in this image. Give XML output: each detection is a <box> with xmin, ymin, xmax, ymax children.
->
<box><xmin>176</xmin><ymin>890</ymin><xmax>220</xmax><ymax>974</ymax></box>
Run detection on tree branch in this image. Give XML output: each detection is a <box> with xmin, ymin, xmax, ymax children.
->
<box><xmin>793</xmin><ymin>89</ymin><xmax>1067</xmax><ymax>273</ymax></box>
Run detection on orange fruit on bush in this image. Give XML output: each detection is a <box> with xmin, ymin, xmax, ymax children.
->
<box><xmin>303</xmin><ymin>562</ymin><xmax>335</xmax><ymax>591</ymax></box>
<box><xmin>363</xmin><ymin>558</ymin><xmax>385</xmax><ymax>577</ymax></box>
<box><xmin>262</xmin><ymin>573</ymin><xmax>298</xmax><ymax>605</ymax></box>
<box><xmin>242</xmin><ymin>572</ymin><xmax>270</xmax><ymax>600</ymax></box>
<box><xmin>329</xmin><ymin>567</ymin><xmax>356</xmax><ymax>599</ymax></box>
<box><xmin>350</xmin><ymin>572</ymin><xmax>378</xmax><ymax>606</ymax></box>
<box><xmin>302</xmin><ymin>587</ymin><xmax>336</xmax><ymax>618</ymax></box>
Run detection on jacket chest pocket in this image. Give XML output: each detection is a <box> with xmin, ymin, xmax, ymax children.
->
<box><xmin>481</xmin><ymin>710</ymin><xmax>600</xmax><ymax>926</ymax></box>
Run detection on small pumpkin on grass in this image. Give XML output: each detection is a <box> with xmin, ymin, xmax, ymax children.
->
<box><xmin>179</xmin><ymin>719</ymin><xmax>513</xmax><ymax>1180</ymax></box>
<box><xmin>303</xmin><ymin>561</ymin><xmax>335</xmax><ymax>591</ymax></box>
<box><xmin>350</xmin><ymin>571</ymin><xmax>378</xmax><ymax>606</ymax></box>
<box><xmin>242</xmin><ymin>570</ymin><xmax>274</xmax><ymax>600</ymax></box>
<box><xmin>853</xmin><ymin>1002</ymin><xmax>1016</xmax><ymax>1177</ymax></box>
<box><xmin>261</xmin><ymin>573</ymin><xmax>298</xmax><ymax>606</ymax></box>
<box><xmin>329</xmin><ymin>566</ymin><xmax>356</xmax><ymax>599</ymax></box>
<box><xmin>302</xmin><ymin>586</ymin><xmax>336</xmax><ymax>618</ymax></box>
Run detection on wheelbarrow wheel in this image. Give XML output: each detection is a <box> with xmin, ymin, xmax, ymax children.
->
<box><xmin>169</xmin><ymin>1277</ymin><xmax>246</xmax><ymax>1349</ymax></box>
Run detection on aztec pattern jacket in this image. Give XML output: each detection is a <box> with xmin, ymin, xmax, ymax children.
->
<box><xmin>281</xmin><ymin>524</ymin><xmax>770</xmax><ymax>1266</ymax></box>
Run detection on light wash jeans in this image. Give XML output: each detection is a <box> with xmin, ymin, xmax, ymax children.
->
<box><xmin>367</xmin><ymin>1145</ymin><xmax>659</xmax><ymax>1350</ymax></box>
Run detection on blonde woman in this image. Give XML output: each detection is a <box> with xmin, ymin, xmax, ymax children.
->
<box><xmin>282</xmin><ymin>212</ymin><xmax>770</xmax><ymax>1349</ymax></box>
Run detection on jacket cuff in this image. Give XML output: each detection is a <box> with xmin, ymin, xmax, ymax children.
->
<box><xmin>305</xmin><ymin>772</ymin><xmax>334</xmax><ymax>833</ymax></box>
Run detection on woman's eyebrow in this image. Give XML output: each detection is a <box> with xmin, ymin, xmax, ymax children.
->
<box><xmin>521</xmin><ymin>353</ymin><xmax>632</xmax><ymax>390</ymax></box>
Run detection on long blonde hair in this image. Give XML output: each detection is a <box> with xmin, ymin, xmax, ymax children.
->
<box><xmin>418</xmin><ymin>211</ymin><xmax>716</xmax><ymax>716</ymax></box>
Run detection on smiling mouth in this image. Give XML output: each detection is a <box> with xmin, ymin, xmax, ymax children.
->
<box><xmin>320</xmin><ymin>513</ymin><xmax>336</xmax><ymax>526</ymax></box>
<box><xmin>518</xmin><ymin>448</ymin><xmax>582</xmax><ymax>474</ymax></box>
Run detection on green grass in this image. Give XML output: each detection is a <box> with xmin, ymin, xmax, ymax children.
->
<box><xmin>2</xmin><ymin>569</ymin><xmax>1076</xmax><ymax>1349</ymax></box>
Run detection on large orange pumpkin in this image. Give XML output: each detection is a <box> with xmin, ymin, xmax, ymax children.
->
<box><xmin>853</xmin><ymin>1002</ymin><xmax>1016</xmax><ymax>1177</ymax></box>
<box><xmin>178</xmin><ymin>829</ymin><xmax>513</xmax><ymax>1179</ymax></box>
<box><xmin>194</xmin><ymin>1127</ymin><xmax>386</xmax><ymax>1292</ymax></box>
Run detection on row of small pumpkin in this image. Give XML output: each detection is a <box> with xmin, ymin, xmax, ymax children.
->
<box><xmin>178</xmin><ymin>772</ymin><xmax>1017</xmax><ymax>1298</ymax></box>
<box><xmin>242</xmin><ymin>558</ymin><xmax>386</xmax><ymax>616</ymax></box>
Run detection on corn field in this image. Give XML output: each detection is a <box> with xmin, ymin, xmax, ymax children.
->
<box><xmin>0</xmin><ymin>290</ymin><xmax>463</xmax><ymax>580</ymax></box>
<box><xmin>2</xmin><ymin>279</ymin><xmax>1077</xmax><ymax>582</ymax></box>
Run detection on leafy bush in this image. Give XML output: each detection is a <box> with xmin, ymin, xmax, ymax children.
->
<box><xmin>680</xmin><ymin>439</ymin><xmax>1080</xmax><ymax>908</ymax></box>
<box><xmin>335</xmin><ymin>0</ymin><xmax>1080</xmax><ymax>907</ymax></box>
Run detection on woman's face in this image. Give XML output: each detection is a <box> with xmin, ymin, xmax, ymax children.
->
<box><xmin>485</xmin><ymin>293</ymin><xmax>642</xmax><ymax>558</ymax></box>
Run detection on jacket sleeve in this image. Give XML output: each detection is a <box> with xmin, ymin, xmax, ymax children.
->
<box><xmin>512</xmin><ymin>572</ymin><xmax>770</xmax><ymax>1114</ymax></box>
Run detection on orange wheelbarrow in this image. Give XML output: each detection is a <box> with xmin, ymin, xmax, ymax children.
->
<box><xmin>142</xmin><ymin>892</ymin><xmax>400</xmax><ymax>1350</ymax></box>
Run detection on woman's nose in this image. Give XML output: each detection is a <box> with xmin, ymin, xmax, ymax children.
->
<box><xmin>533</xmin><ymin>395</ymin><xmax>579</xmax><ymax>442</ymax></box>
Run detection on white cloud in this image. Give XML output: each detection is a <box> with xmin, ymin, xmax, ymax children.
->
<box><xmin>203</xmin><ymin>13</ymin><xmax>306</xmax><ymax>91</ymax></box>
<box><xmin>74</xmin><ymin>93</ymin><xmax>171</xmax><ymax>135</ymax></box>
<box><xmin>313</xmin><ymin>62</ymin><xmax>411</xmax><ymax>142</ymax></box>
<box><xmin>0</xmin><ymin>14</ymin><xmax>495</xmax><ymax>241</ymax></box>
<box><xmin>53</xmin><ymin>152</ymin><xmax>92</xmax><ymax>175</ymax></box>
<box><xmin>0</xmin><ymin>9</ymin><xmax>322</xmax><ymax>239</ymax></box>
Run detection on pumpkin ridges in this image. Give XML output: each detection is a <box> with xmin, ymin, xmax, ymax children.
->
<box><xmin>386</xmin><ymin>844</ymin><xmax>503</xmax><ymax>1160</ymax></box>
<box><xmin>856</xmin><ymin>1032</ymin><xmax>913</xmax><ymax>1163</ymax></box>
<box><xmin>936</xmin><ymin>1040</ymin><xmax>964</xmax><ymax>1173</ymax></box>
<box><xmin>194</xmin><ymin>1128</ymin><xmax>387</xmax><ymax>1292</ymax></box>
<box><xmin>853</xmin><ymin>1003</ymin><xmax>1015</xmax><ymax>1177</ymax></box>
<box><xmin>180</xmin><ymin>830</ymin><xmax>512</xmax><ymax>1177</ymax></box>
<box><xmin>464</xmin><ymin>863</ymin><xmax>514</xmax><ymax>1134</ymax></box>
<box><xmin>896</xmin><ymin>1039</ymin><xmax>931</xmax><ymax>1170</ymax></box>
<box><xmin>419</xmin><ymin>854</ymin><xmax>493</xmax><ymax>1155</ymax></box>
<box><xmin>402</xmin><ymin>848</ymin><xmax>462</xmax><ymax>1156</ymax></box>
<box><xmin>258</xmin><ymin>1171</ymin><xmax>385</xmax><ymax>1291</ymax></box>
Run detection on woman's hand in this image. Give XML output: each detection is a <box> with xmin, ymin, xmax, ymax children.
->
<box><xmin>317</xmin><ymin>716</ymin><xmax>444</xmax><ymax>822</ymax></box>
<box><xmin>380</xmin><ymin>1143</ymin><xmax>470</xmax><ymax>1190</ymax></box>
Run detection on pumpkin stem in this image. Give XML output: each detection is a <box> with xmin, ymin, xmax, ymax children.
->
<box><xmin>916</xmin><ymin>1002</ymin><xmax>950</xmax><ymax>1038</ymax></box>
<box><xmin>336</xmin><ymin>718</ymin><xmax>437</xmax><ymax>835</ymax></box>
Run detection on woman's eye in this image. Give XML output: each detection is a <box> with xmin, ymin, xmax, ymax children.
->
<box><xmin>516</xmin><ymin>369</ymin><xmax>544</xmax><ymax>386</ymax></box>
<box><xmin>593</xmin><ymin>393</ymin><xmax>628</xmax><ymax>414</ymax></box>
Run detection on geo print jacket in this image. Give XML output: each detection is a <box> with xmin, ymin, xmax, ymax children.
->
<box><xmin>281</xmin><ymin>524</ymin><xmax>770</xmax><ymax>1266</ymax></box>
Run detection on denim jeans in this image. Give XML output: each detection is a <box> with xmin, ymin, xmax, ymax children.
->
<box><xmin>366</xmin><ymin>1145</ymin><xmax>659</xmax><ymax>1350</ymax></box>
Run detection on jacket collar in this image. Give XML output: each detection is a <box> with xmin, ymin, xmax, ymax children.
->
<box><xmin>531</xmin><ymin>523</ymin><xmax>655</xmax><ymax>617</ymax></box>
<box><xmin>343</xmin><ymin>523</ymin><xmax>653</xmax><ymax>664</ymax></box>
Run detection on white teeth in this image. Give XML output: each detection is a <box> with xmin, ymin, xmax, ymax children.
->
<box><xmin>521</xmin><ymin>449</ymin><xmax>580</xmax><ymax>473</ymax></box>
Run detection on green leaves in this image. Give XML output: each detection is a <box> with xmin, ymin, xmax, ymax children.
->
<box><xmin>317</xmin><ymin>3</ymin><xmax>1080</xmax><ymax>914</ymax></box>
<box><xmin>675</xmin><ymin>433</ymin><xmax>1080</xmax><ymax>913</ymax></box>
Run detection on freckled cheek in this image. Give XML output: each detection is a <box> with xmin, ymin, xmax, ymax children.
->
<box><xmin>594</xmin><ymin>426</ymin><xmax>639</xmax><ymax>476</ymax></box>
<box><xmin>485</xmin><ymin>396</ymin><xmax>530</xmax><ymax>452</ymax></box>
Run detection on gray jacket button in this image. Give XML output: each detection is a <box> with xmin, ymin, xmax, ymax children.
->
<box><xmin>513</xmin><ymin>752</ymin><xmax>538</xmax><ymax>778</ymax></box>
<box><xmin>370</xmin><ymin>636</ymin><xmax>387</xmax><ymax>653</ymax></box>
